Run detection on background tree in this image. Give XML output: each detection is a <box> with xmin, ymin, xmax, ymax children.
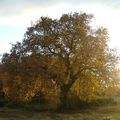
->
<box><xmin>1</xmin><ymin>12</ymin><xmax>119</xmax><ymax>108</ymax></box>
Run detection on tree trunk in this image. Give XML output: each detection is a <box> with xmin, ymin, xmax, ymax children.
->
<box><xmin>58</xmin><ymin>84</ymin><xmax>71</xmax><ymax>110</ymax></box>
<box><xmin>58</xmin><ymin>76</ymin><xmax>77</xmax><ymax>110</ymax></box>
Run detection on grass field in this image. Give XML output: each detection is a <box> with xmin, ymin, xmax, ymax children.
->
<box><xmin>0</xmin><ymin>105</ymin><xmax>120</xmax><ymax>120</ymax></box>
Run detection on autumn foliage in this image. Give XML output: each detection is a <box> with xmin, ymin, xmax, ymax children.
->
<box><xmin>0</xmin><ymin>12</ymin><xmax>119</xmax><ymax>109</ymax></box>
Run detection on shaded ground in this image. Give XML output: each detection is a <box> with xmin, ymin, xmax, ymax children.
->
<box><xmin>0</xmin><ymin>105</ymin><xmax>120</xmax><ymax>120</ymax></box>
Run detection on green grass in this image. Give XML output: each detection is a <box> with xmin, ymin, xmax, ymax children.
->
<box><xmin>0</xmin><ymin>104</ymin><xmax>120</xmax><ymax>120</ymax></box>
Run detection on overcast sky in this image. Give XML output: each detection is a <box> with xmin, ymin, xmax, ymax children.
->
<box><xmin>0</xmin><ymin>0</ymin><xmax>120</xmax><ymax>54</ymax></box>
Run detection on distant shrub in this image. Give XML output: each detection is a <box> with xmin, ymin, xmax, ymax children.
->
<box><xmin>93</xmin><ymin>97</ymin><xmax>117</xmax><ymax>106</ymax></box>
<box><xmin>24</xmin><ymin>103</ymin><xmax>57</xmax><ymax>111</ymax></box>
<box><xmin>103</xmin><ymin>116</ymin><xmax>115</xmax><ymax>120</ymax></box>
<box><xmin>5</xmin><ymin>101</ymin><xmax>24</xmax><ymax>108</ymax></box>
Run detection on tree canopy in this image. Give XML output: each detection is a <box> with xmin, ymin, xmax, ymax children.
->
<box><xmin>1</xmin><ymin>12</ymin><xmax>119</xmax><ymax>108</ymax></box>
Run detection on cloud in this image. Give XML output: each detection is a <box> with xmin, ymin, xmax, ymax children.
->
<box><xmin>0</xmin><ymin>1</ymin><xmax>119</xmax><ymax>31</ymax></box>
<box><xmin>0</xmin><ymin>0</ymin><xmax>119</xmax><ymax>27</ymax></box>
<box><xmin>0</xmin><ymin>0</ymin><xmax>59</xmax><ymax>17</ymax></box>
<box><xmin>0</xmin><ymin>0</ymin><xmax>120</xmax><ymax>17</ymax></box>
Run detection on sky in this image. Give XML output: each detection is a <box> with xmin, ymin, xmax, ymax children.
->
<box><xmin>0</xmin><ymin>0</ymin><xmax>120</xmax><ymax>55</ymax></box>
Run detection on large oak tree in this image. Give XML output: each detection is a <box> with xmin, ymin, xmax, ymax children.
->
<box><xmin>2</xmin><ymin>12</ymin><xmax>119</xmax><ymax>108</ymax></box>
